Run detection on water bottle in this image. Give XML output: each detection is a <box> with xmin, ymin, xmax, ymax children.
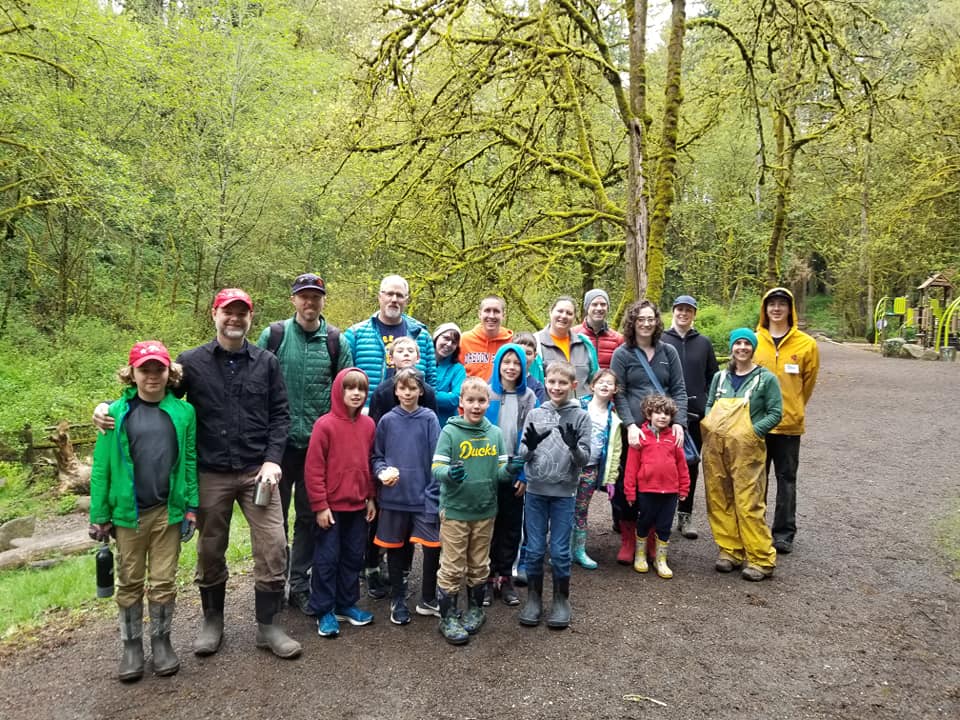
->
<box><xmin>96</xmin><ymin>543</ymin><xmax>114</xmax><ymax>598</ymax></box>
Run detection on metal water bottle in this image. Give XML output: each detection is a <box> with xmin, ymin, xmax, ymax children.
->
<box><xmin>96</xmin><ymin>543</ymin><xmax>114</xmax><ymax>598</ymax></box>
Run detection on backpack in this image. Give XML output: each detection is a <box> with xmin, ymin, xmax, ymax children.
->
<box><xmin>266</xmin><ymin>320</ymin><xmax>341</xmax><ymax>369</ymax></box>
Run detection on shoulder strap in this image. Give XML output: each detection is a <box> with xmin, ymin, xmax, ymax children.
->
<box><xmin>266</xmin><ymin>321</ymin><xmax>285</xmax><ymax>355</ymax></box>
<box><xmin>632</xmin><ymin>347</ymin><xmax>665</xmax><ymax>395</ymax></box>
<box><xmin>714</xmin><ymin>370</ymin><xmax>727</xmax><ymax>399</ymax></box>
<box><xmin>326</xmin><ymin>325</ymin><xmax>341</xmax><ymax>369</ymax></box>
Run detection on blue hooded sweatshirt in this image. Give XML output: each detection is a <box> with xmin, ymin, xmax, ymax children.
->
<box><xmin>372</xmin><ymin>405</ymin><xmax>441</xmax><ymax>515</ymax></box>
<box><xmin>486</xmin><ymin>343</ymin><xmax>538</xmax><ymax>455</ymax></box>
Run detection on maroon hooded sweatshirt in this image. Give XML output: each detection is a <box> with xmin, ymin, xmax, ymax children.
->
<box><xmin>304</xmin><ymin>367</ymin><xmax>376</xmax><ymax>512</ymax></box>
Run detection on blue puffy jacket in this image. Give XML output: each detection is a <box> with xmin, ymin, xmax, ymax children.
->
<box><xmin>344</xmin><ymin>313</ymin><xmax>437</xmax><ymax>405</ymax></box>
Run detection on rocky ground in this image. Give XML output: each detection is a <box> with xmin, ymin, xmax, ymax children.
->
<box><xmin>0</xmin><ymin>341</ymin><xmax>957</xmax><ymax>720</ymax></box>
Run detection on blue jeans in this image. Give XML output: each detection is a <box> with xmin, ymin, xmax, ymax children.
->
<box><xmin>309</xmin><ymin>510</ymin><xmax>367</xmax><ymax>616</ymax></box>
<box><xmin>522</xmin><ymin>493</ymin><xmax>575</xmax><ymax>580</ymax></box>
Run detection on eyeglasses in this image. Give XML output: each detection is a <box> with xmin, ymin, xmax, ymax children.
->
<box><xmin>636</xmin><ymin>318</ymin><xmax>657</xmax><ymax>325</ymax></box>
<box><xmin>379</xmin><ymin>291</ymin><xmax>406</xmax><ymax>300</ymax></box>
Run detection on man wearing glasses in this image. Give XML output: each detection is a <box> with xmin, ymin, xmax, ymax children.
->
<box><xmin>344</xmin><ymin>274</ymin><xmax>437</xmax><ymax>406</ymax></box>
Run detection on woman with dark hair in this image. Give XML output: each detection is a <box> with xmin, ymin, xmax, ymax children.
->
<box><xmin>535</xmin><ymin>296</ymin><xmax>598</xmax><ymax>399</ymax></box>
<box><xmin>433</xmin><ymin>323</ymin><xmax>466</xmax><ymax>427</ymax></box>
<box><xmin>610</xmin><ymin>300</ymin><xmax>688</xmax><ymax>566</ymax></box>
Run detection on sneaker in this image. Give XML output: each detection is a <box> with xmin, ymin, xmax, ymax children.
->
<box><xmin>335</xmin><ymin>605</ymin><xmax>374</xmax><ymax>626</ymax></box>
<box><xmin>317</xmin><ymin>611</ymin><xmax>340</xmax><ymax>638</ymax></box>
<box><xmin>415</xmin><ymin>598</ymin><xmax>440</xmax><ymax>617</ymax></box>
<box><xmin>677</xmin><ymin>512</ymin><xmax>699</xmax><ymax>540</ymax></box>
<box><xmin>365</xmin><ymin>569</ymin><xmax>388</xmax><ymax>600</ymax></box>
<box><xmin>500</xmin><ymin>576</ymin><xmax>520</xmax><ymax>606</ymax></box>
<box><xmin>390</xmin><ymin>599</ymin><xmax>411</xmax><ymax>625</ymax></box>
<box><xmin>288</xmin><ymin>589</ymin><xmax>315</xmax><ymax>617</ymax></box>
<box><xmin>742</xmin><ymin>564</ymin><xmax>774</xmax><ymax>582</ymax></box>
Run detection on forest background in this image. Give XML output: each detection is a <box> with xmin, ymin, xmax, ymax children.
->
<box><xmin>1</xmin><ymin>0</ymin><xmax>959</xmax><ymax>459</ymax></box>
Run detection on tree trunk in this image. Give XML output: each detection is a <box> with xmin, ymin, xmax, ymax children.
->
<box><xmin>766</xmin><ymin>109</ymin><xmax>794</xmax><ymax>287</ymax></box>
<box><xmin>646</xmin><ymin>0</ymin><xmax>685</xmax><ymax>305</ymax></box>
<box><xmin>624</xmin><ymin>0</ymin><xmax>649</xmax><ymax>304</ymax></box>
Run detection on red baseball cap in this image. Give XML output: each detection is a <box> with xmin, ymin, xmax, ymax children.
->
<box><xmin>213</xmin><ymin>288</ymin><xmax>253</xmax><ymax>310</ymax></box>
<box><xmin>129</xmin><ymin>341</ymin><xmax>171</xmax><ymax>368</ymax></box>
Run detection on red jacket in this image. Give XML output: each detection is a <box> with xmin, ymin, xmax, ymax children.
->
<box><xmin>623</xmin><ymin>422</ymin><xmax>690</xmax><ymax>503</ymax></box>
<box><xmin>573</xmin><ymin>323</ymin><xmax>624</xmax><ymax>370</ymax></box>
<box><xmin>304</xmin><ymin>367</ymin><xmax>376</xmax><ymax>512</ymax></box>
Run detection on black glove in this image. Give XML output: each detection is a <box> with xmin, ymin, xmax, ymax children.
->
<box><xmin>448</xmin><ymin>461</ymin><xmax>466</xmax><ymax>483</ymax></box>
<box><xmin>506</xmin><ymin>455</ymin><xmax>525</xmax><ymax>477</ymax></box>
<box><xmin>559</xmin><ymin>422</ymin><xmax>579</xmax><ymax>451</ymax></box>
<box><xmin>522</xmin><ymin>424</ymin><xmax>551</xmax><ymax>452</ymax></box>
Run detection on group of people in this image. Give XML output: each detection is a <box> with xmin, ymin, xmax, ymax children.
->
<box><xmin>88</xmin><ymin>273</ymin><xmax>819</xmax><ymax>680</ymax></box>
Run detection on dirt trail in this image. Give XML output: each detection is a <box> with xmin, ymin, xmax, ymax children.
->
<box><xmin>1</xmin><ymin>341</ymin><xmax>958</xmax><ymax>720</ymax></box>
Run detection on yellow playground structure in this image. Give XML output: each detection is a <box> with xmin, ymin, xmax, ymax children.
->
<box><xmin>874</xmin><ymin>272</ymin><xmax>960</xmax><ymax>354</ymax></box>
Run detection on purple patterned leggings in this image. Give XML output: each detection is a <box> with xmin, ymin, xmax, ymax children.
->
<box><xmin>574</xmin><ymin>466</ymin><xmax>599</xmax><ymax>531</ymax></box>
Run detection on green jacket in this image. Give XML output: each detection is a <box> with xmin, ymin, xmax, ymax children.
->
<box><xmin>256</xmin><ymin>316</ymin><xmax>353</xmax><ymax>448</ymax></box>
<box><xmin>705</xmin><ymin>366</ymin><xmax>783</xmax><ymax>437</ymax></box>
<box><xmin>432</xmin><ymin>416</ymin><xmax>511</xmax><ymax>521</ymax></box>
<box><xmin>89</xmin><ymin>387</ymin><xmax>199</xmax><ymax>529</ymax></box>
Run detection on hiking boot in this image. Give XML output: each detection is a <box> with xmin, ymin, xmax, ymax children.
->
<box><xmin>572</xmin><ymin>528</ymin><xmax>598</xmax><ymax>570</ymax></box>
<box><xmin>633</xmin><ymin>535</ymin><xmax>649</xmax><ymax>574</ymax></box>
<box><xmin>715</xmin><ymin>551</ymin><xmax>742</xmax><ymax>573</ymax></box>
<box><xmin>415</xmin><ymin>598</ymin><xmax>440</xmax><ymax>617</ymax></box>
<box><xmin>518</xmin><ymin>574</ymin><xmax>543</xmax><ymax>627</ymax></box>
<box><xmin>118</xmin><ymin>603</ymin><xmax>144</xmax><ymax>682</ymax></box>
<box><xmin>617</xmin><ymin>521</ymin><xmax>637</xmax><ymax>565</ymax></box>
<box><xmin>546</xmin><ymin>576</ymin><xmax>571</xmax><ymax>630</ymax></box>
<box><xmin>148</xmin><ymin>601</ymin><xmax>179</xmax><ymax>677</ymax></box>
<box><xmin>742</xmin><ymin>564</ymin><xmax>774</xmax><ymax>582</ymax></box>
<box><xmin>654</xmin><ymin>539</ymin><xmax>673</xmax><ymax>579</ymax></box>
<box><xmin>677</xmin><ymin>512</ymin><xmax>699</xmax><ymax>540</ymax></box>
<box><xmin>335</xmin><ymin>605</ymin><xmax>374</xmax><ymax>626</ymax></box>
<box><xmin>254</xmin><ymin>590</ymin><xmax>302</xmax><ymax>659</ymax></box>
<box><xmin>437</xmin><ymin>590</ymin><xmax>469</xmax><ymax>646</ymax></box>
<box><xmin>193</xmin><ymin>582</ymin><xmax>225</xmax><ymax>656</ymax></box>
<box><xmin>317</xmin><ymin>611</ymin><xmax>340</xmax><ymax>638</ymax></box>
<box><xmin>773</xmin><ymin>540</ymin><xmax>793</xmax><ymax>554</ymax></box>
<box><xmin>500</xmin><ymin>576</ymin><xmax>520</xmax><ymax>606</ymax></box>
<box><xmin>460</xmin><ymin>584</ymin><xmax>486</xmax><ymax>634</ymax></box>
<box><xmin>287</xmin><ymin>589</ymin><xmax>314</xmax><ymax>617</ymax></box>
<box><xmin>390</xmin><ymin>598</ymin><xmax>411</xmax><ymax>625</ymax></box>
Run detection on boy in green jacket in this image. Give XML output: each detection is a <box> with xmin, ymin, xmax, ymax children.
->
<box><xmin>431</xmin><ymin>377</ymin><xmax>523</xmax><ymax>645</ymax></box>
<box><xmin>89</xmin><ymin>341</ymin><xmax>198</xmax><ymax>682</ymax></box>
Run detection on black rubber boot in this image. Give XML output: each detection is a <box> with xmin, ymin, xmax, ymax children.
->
<box><xmin>254</xmin><ymin>589</ymin><xmax>302</xmax><ymax>659</ymax></box>
<box><xmin>193</xmin><ymin>582</ymin><xmax>226</xmax><ymax>656</ymax></box>
<box><xmin>518</xmin><ymin>574</ymin><xmax>543</xmax><ymax>627</ymax></box>
<box><xmin>546</xmin><ymin>575</ymin><xmax>571</xmax><ymax>629</ymax></box>
<box><xmin>148</xmin><ymin>600</ymin><xmax>180</xmax><ymax>676</ymax></box>
<box><xmin>118</xmin><ymin>602</ymin><xmax>144</xmax><ymax>682</ymax></box>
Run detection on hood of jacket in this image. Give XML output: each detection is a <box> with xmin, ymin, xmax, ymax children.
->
<box><xmin>328</xmin><ymin>366</ymin><xmax>368</xmax><ymax>421</ymax></box>
<box><xmin>664</xmin><ymin>326</ymin><xmax>702</xmax><ymax>342</ymax></box>
<box><xmin>489</xmin><ymin>343</ymin><xmax>528</xmax><ymax>396</ymax></box>
<box><xmin>757</xmin><ymin>287</ymin><xmax>798</xmax><ymax>333</ymax></box>
<box><xmin>446</xmin><ymin>414</ymin><xmax>495</xmax><ymax>434</ymax></box>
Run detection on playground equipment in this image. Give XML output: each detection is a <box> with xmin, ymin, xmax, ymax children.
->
<box><xmin>873</xmin><ymin>272</ymin><xmax>959</xmax><ymax>355</ymax></box>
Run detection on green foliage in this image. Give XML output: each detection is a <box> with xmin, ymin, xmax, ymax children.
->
<box><xmin>693</xmin><ymin>295</ymin><xmax>762</xmax><ymax>357</ymax></box>
<box><xmin>0</xmin><ymin>462</ymin><xmax>60</xmax><ymax>524</ymax></box>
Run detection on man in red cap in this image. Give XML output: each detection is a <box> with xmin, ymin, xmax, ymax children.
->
<box><xmin>95</xmin><ymin>288</ymin><xmax>301</xmax><ymax>659</ymax></box>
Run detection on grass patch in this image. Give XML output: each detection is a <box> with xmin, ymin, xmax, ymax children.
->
<box><xmin>937</xmin><ymin>500</ymin><xmax>960</xmax><ymax>580</ymax></box>
<box><xmin>0</xmin><ymin>504</ymin><xmax>256</xmax><ymax>643</ymax></box>
<box><xmin>0</xmin><ymin>462</ymin><xmax>63</xmax><ymax>524</ymax></box>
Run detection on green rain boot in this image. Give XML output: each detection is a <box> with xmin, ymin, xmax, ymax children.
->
<box><xmin>460</xmin><ymin>584</ymin><xmax>487</xmax><ymax>635</ymax></box>
<box><xmin>572</xmin><ymin>528</ymin><xmax>598</xmax><ymax>570</ymax></box>
<box><xmin>437</xmin><ymin>589</ymin><xmax>469</xmax><ymax>646</ymax></box>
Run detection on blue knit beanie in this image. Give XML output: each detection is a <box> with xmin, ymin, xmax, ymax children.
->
<box><xmin>729</xmin><ymin>327</ymin><xmax>758</xmax><ymax>352</ymax></box>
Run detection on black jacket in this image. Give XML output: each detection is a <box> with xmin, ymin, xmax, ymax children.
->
<box><xmin>661</xmin><ymin>328</ymin><xmax>719</xmax><ymax>421</ymax></box>
<box><xmin>176</xmin><ymin>339</ymin><xmax>290</xmax><ymax>473</ymax></box>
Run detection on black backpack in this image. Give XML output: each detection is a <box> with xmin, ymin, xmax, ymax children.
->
<box><xmin>266</xmin><ymin>320</ymin><xmax>341</xmax><ymax>369</ymax></box>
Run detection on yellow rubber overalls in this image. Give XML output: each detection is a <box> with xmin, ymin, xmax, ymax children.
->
<box><xmin>701</xmin><ymin>372</ymin><xmax>776</xmax><ymax>570</ymax></box>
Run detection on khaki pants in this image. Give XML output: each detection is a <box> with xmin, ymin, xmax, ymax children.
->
<box><xmin>196</xmin><ymin>470</ymin><xmax>287</xmax><ymax>592</ymax></box>
<box><xmin>437</xmin><ymin>516</ymin><xmax>494</xmax><ymax>594</ymax></box>
<box><xmin>115</xmin><ymin>504</ymin><xmax>180</xmax><ymax>608</ymax></box>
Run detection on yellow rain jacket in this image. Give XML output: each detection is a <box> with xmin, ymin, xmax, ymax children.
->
<box><xmin>754</xmin><ymin>287</ymin><xmax>819</xmax><ymax>435</ymax></box>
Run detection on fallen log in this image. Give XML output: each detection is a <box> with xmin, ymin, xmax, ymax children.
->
<box><xmin>0</xmin><ymin>529</ymin><xmax>97</xmax><ymax>571</ymax></box>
